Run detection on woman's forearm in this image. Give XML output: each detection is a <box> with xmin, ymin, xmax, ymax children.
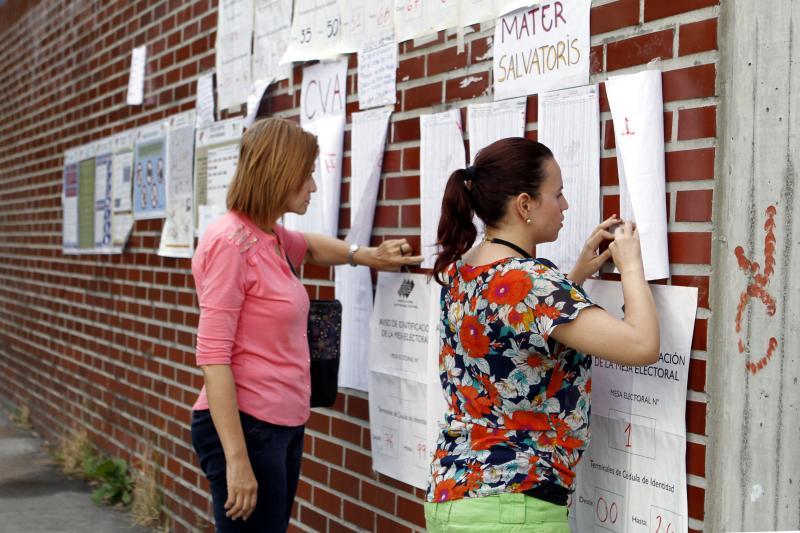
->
<box><xmin>303</xmin><ymin>233</ymin><xmax>358</xmax><ymax>266</ymax></box>
<box><xmin>620</xmin><ymin>266</ymin><xmax>659</xmax><ymax>356</ymax></box>
<box><xmin>202</xmin><ymin>364</ymin><xmax>249</xmax><ymax>461</ymax></box>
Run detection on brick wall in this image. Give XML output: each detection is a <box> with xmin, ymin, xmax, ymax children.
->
<box><xmin>0</xmin><ymin>1</ymin><xmax>718</xmax><ymax>531</ymax></box>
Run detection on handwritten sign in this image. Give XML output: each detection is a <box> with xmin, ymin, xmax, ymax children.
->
<box><xmin>493</xmin><ymin>0</ymin><xmax>590</xmax><ymax>100</ymax></box>
<box><xmin>300</xmin><ymin>59</ymin><xmax>348</xmax><ymax>125</ymax></box>
<box><xmin>358</xmin><ymin>41</ymin><xmax>398</xmax><ymax>109</ymax></box>
<box><xmin>281</xmin><ymin>0</ymin><xmax>355</xmax><ymax>64</ymax></box>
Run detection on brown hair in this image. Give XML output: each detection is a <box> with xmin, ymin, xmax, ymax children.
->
<box><xmin>226</xmin><ymin>118</ymin><xmax>319</xmax><ymax>227</ymax></box>
<box><xmin>433</xmin><ymin>137</ymin><xmax>554</xmax><ymax>284</ymax></box>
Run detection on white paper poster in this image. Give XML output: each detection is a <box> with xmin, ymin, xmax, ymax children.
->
<box><xmin>126</xmin><ymin>45</ymin><xmax>146</xmax><ymax>105</ymax></box>
<box><xmin>493</xmin><ymin>0</ymin><xmax>590</xmax><ymax>101</ymax></box>
<box><xmin>536</xmin><ymin>84</ymin><xmax>600</xmax><ymax>274</ymax></box>
<box><xmin>159</xmin><ymin>110</ymin><xmax>196</xmax><ymax>258</ymax></box>
<box><xmin>570</xmin><ymin>280</ymin><xmax>697</xmax><ymax>533</ymax></box>
<box><xmin>281</xmin><ymin>0</ymin><xmax>355</xmax><ymax>64</ymax></box>
<box><xmin>196</xmin><ymin>72</ymin><xmax>216</xmax><ymax>128</ymax></box>
<box><xmin>606</xmin><ymin>68</ymin><xmax>670</xmax><ymax>281</ymax></box>
<box><xmin>253</xmin><ymin>0</ymin><xmax>293</xmax><ymax>87</ymax></box>
<box><xmin>93</xmin><ymin>138</ymin><xmax>114</xmax><ymax>251</ymax></box>
<box><xmin>133</xmin><ymin>120</ymin><xmax>169</xmax><ymax>220</ymax></box>
<box><xmin>284</xmin><ymin>59</ymin><xmax>348</xmax><ymax>237</ymax></box>
<box><xmin>466</xmin><ymin>97</ymin><xmax>526</xmax><ymax>163</ymax></box>
<box><xmin>299</xmin><ymin>59</ymin><xmax>348</xmax><ymax>125</ymax></box>
<box><xmin>420</xmin><ymin>109</ymin><xmax>466</xmax><ymax>268</ymax></box>
<box><xmin>110</xmin><ymin>131</ymin><xmax>134</xmax><ymax>252</ymax></box>
<box><xmin>335</xmin><ymin>107</ymin><xmax>393</xmax><ymax>391</ymax></box>
<box><xmin>283</xmin><ymin>115</ymin><xmax>346</xmax><ymax>237</ymax></box>
<box><xmin>62</xmin><ymin>148</ymin><xmax>81</xmax><ymax>253</ymax></box>
<box><xmin>342</xmin><ymin>0</ymin><xmax>394</xmax><ymax>50</ymax></box>
<box><xmin>215</xmin><ymin>0</ymin><xmax>254</xmax><ymax>110</ymax></box>
<box><xmin>368</xmin><ymin>272</ymin><xmax>447</xmax><ymax>489</ymax></box>
<box><xmin>393</xmin><ymin>0</ymin><xmax>460</xmax><ymax>43</ymax></box>
<box><xmin>194</xmin><ymin>117</ymin><xmax>244</xmax><ymax>232</ymax></box>
<box><xmin>357</xmin><ymin>41</ymin><xmax>398</xmax><ymax>110</ymax></box>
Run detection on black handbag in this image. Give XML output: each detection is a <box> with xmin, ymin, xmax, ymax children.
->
<box><xmin>307</xmin><ymin>299</ymin><xmax>342</xmax><ymax>408</ymax></box>
<box><xmin>283</xmin><ymin>252</ymin><xmax>342</xmax><ymax>408</ymax></box>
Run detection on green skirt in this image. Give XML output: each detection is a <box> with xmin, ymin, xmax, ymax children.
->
<box><xmin>425</xmin><ymin>492</ymin><xmax>570</xmax><ymax>533</ymax></box>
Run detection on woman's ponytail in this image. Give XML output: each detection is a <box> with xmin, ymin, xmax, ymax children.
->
<box><xmin>433</xmin><ymin>168</ymin><xmax>476</xmax><ymax>285</ymax></box>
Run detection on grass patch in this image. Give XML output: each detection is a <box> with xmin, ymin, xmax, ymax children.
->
<box><xmin>131</xmin><ymin>443</ymin><xmax>163</xmax><ymax>528</ymax></box>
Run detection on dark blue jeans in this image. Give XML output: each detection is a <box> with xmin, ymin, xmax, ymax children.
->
<box><xmin>191</xmin><ymin>410</ymin><xmax>305</xmax><ymax>533</ymax></box>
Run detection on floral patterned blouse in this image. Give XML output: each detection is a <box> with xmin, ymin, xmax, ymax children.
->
<box><xmin>426</xmin><ymin>257</ymin><xmax>595</xmax><ymax>503</ymax></box>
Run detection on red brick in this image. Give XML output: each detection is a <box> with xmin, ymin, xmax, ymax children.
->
<box><xmin>668</xmin><ymin>232</ymin><xmax>712</xmax><ymax>264</ymax></box>
<box><xmin>645</xmin><ymin>0</ymin><xmax>719</xmax><ymax>22</ymax></box>
<box><xmin>314</xmin><ymin>486</ymin><xmax>343</xmax><ymax>517</ymax></box>
<box><xmin>688</xmin><ymin>358</ymin><xmax>707</xmax><ymax>393</ymax></box>
<box><xmin>604</xmin><ymin>120</ymin><xmax>615</xmax><ymax>149</ymax></box>
<box><xmin>331</xmin><ymin>417</ymin><xmax>362</xmax><ymax>446</ymax></box>
<box><xmin>301</xmin><ymin>457</ymin><xmax>329</xmax><ymax>485</ymax></box>
<box><xmin>526</xmin><ymin>95</ymin><xmax>538</xmax><ymax>124</ymax></box>
<box><xmin>330</xmin><ymin>469</ymin><xmax>360</xmax><ymax>499</ymax></box>
<box><xmin>686</xmin><ymin>441</ymin><xmax>706</xmax><ymax>477</ymax></box>
<box><xmin>663</xmin><ymin>64</ymin><xmax>716</xmax><ymax>102</ymax></box>
<box><xmin>445</xmin><ymin>72</ymin><xmax>490</xmax><ymax>103</ymax></box>
<box><xmin>687</xmin><ymin>485</ymin><xmax>705</xmax><ymax>520</ymax></box>
<box><xmin>315</xmin><ymin>437</ymin><xmax>344</xmax><ymax>466</ymax></box>
<box><xmin>300</xmin><ymin>504</ymin><xmax>327</xmax><ymax>531</ymax></box>
<box><xmin>607</xmin><ymin>30</ymin><xmax>675</xmax><ymax>71</ymax></box>
<box><xmin>376</xmin><ymin>515</ymin><xmax>414</xmax><ymax>533</ymax></box>
<box><xmin>692</xmin><ymin>318</ymin><xmax>708</xmax><ymax>351</ymax></box>
<box><xmin>591</xmin><ymin>0</ymin><xmax>640</xmax><ymax>35</ymax></box>
<box><xmin>675</xmin><ymin>189</ymin><xmax>713</xmax><ymax>222</ymax></box>
<box><xmin>343</xmin><ymin>500</ymin><xmax>374</xmax><ymax>530</ymax></box>
<box><xmin>470</xmin><ymin>36</ymin><xmax>493</xmax><ymax>63</ymax></box>
<box><xmin>382</xmin><ymin>149</ymin><xmax>401</xmax><ymax>173</ymax></box>
<box><xmin>680</xmin><ymin>18</ymin><xmax>718</xmax><ymax>56</ymax></box>
<box><xmin>600</xmin><ymin>157</ymin><xmax>619</xmax><ymax>186</ymax></box>
<box><xmin>590</xmin><ymin>45</ymin><xmax>603</xmax><ymax>74</ymax></box>
<box><xmin>384</xmin><ymin>176</ymin><xmax>420</xmax><ymax>201</ymax></box>
<box><xmin>397</xmin><ymin>55</ymin><xmax>425</xmax><ymax>81</ymax></box>
<box><xmin>401</xmin><ymin>204</ymin><xmax>421</xmax><ymax>227</ymax></box>
<box><xmin>666</xmin><ymin>148</ymin><xmax>715</xmax><ymax>181</ymax></box>
<box><xmin>396</xmin><ymin>496</ymin><xmax>425</xmax><ymax>528</ymax></box>
<box><xmin>362</xmin><ymin>481</ymin><xmax>396</xmax><ymax>514</ymax></box>
<box><xmin>402</xmin><ymin>147</ymin><xmax>420</xmax><ymax>171</ymax></box>
<box><xmin>678</xmin><ymin>106</ymin><xmax>716</xmax><ymax>140</ymax></box>
<box><xmin>346</xmin><ymin>395</ymin><xmax>370</xmax><ymax>421</ymax></box>
<box><xmin>686</xmin><ymin>400</ymin><xmax>707</xmax><ymax>435</ymax></box>
<box><xmin>404</xmin><ymin>81</ymin><xmax>442</xmax><ymax>111</ymax></box>
<box><xmin>428</xmin><ymin>46</ymin><xmax>467</xmax><ymax>76</ymax></box>
<box><xmin>373</xmin><ymin>205</ymin><xmax>399</xmax><ymax>228</ymax></box>
<box><xmin>671</xmin><ymin>275</ymin><xmax>710</xmax><ymax>308</ymax></box>
<box><xmin>345</xmin><ymin>448</ymin><xmax>373</xmax><ymax>477</ymax></box>
<box><xmin>603</xmin><ymin>195</ymin><xmax>620</xmax><ymax>220</ymax></box>
<box><xmin>393</xmin><ymin>117</ymin><xmax>420</xmax><ymax>143</ymax></box>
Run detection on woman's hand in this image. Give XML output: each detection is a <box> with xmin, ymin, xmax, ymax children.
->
<box><xmin>567</xmin><ymin>216</ymin><xmax>619</xmax><ymax>285</ymax></box>
<box><xmin>361</xmin><ymin>238</ymin><xmax>423</xmax><ymax>271</ymax></box>
<box><xmin>224</xmin><ymin>455</ymin><xmax>258</xmax><ymax>521</ymax></box>
<box><xmin>608</xmin><ymin>220</ymin><xmax>644</xmax><ymax>276</ymax></box>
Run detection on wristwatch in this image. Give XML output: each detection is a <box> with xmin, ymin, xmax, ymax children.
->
<box><xmin>347</xmin><ymin>243</ymin><xmax>360</xmax><ymax>266</ymax></box>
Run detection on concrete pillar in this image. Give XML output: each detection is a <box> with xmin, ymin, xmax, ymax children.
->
<box><xmin>707</xmin><ymin>1</ymin><xmax>800</xmax><ymax>531</ymax></box>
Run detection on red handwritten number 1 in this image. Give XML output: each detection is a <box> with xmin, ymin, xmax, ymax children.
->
<box><xmin>624</xmin><ymin>423</ymin><xmax>632</xmax><ymax>448</ymax></box>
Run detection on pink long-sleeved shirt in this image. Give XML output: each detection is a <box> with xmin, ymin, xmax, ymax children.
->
<box><xmin>191</xmin><ymin>211</ymin><xmax>311</xmax><ymax>426</ymax></box>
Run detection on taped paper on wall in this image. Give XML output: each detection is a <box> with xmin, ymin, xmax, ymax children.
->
<box><xmin>536</xmin><ymin>84</ymin><xmax>600</xmax><ymax>274</ymax></box>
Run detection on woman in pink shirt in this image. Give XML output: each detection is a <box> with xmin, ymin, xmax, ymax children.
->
<box><xmin>191</xmin><ymin>118</ymin><xmax>422</xmax><ymax>532</ymax></box>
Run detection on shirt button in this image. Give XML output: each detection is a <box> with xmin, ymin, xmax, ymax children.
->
<box><xmin>303</xmin><ymin>333</ymin><xmax>307</xmax><ymax>338</ymax></box>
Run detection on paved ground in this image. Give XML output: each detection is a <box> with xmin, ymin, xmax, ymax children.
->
<box><xmin>0</xmin><ymin>406</ymin><xmax>150</xmax><ymax>533</ymax></box>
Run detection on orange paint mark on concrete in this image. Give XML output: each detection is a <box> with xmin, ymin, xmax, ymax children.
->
<box><xmin>734</xmin><ymin>206</ymin><xmax>778</xmax><ymax>374</ymax></box>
